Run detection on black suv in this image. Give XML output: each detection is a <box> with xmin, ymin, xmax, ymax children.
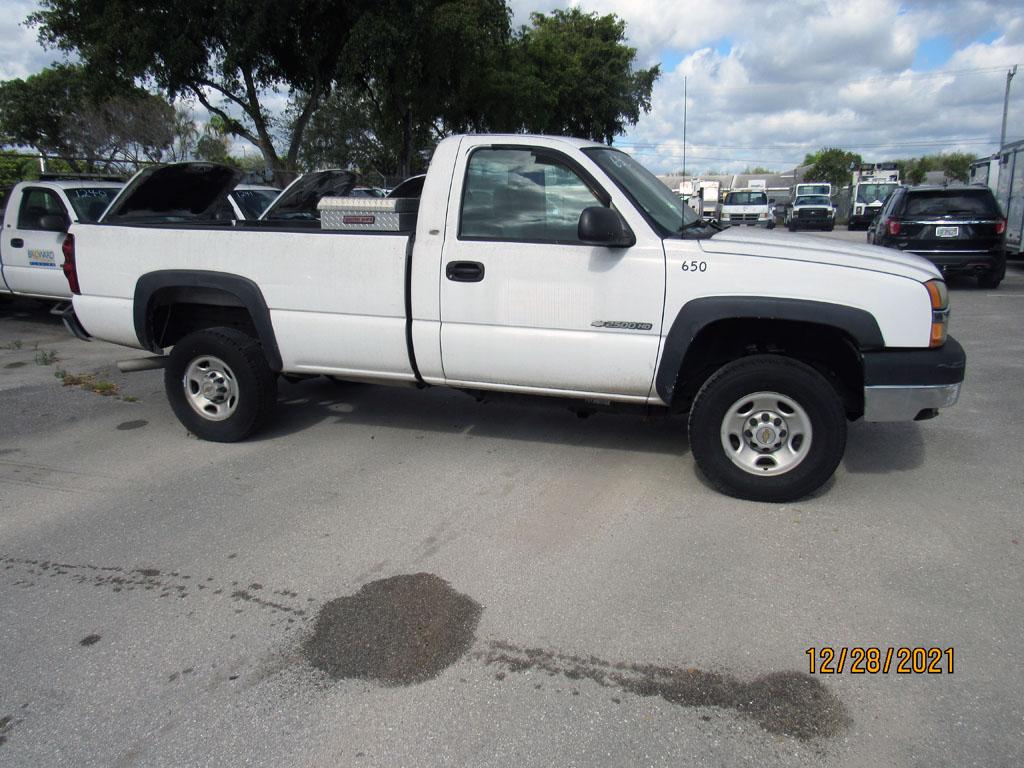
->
<box><xmin>868</xmin><ymin>185</ymin><xmax>1007</xmax><ymax>288</ymax></box>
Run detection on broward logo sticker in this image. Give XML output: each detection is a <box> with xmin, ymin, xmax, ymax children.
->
<box><xmin>28</xmin><ymin>249</ymin><xmax>57</xmax><ymax>268</ymax></box>
<box><xmin>591</xmin><ymin>320</ymin><xmax>653</xmax><ymax>331</ymax></box>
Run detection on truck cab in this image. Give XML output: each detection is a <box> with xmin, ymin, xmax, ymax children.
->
<box><xmin>1</xmin><ymin>176</ymin><xmax>123</xmax><ymax>300</ymax></box>
<box><xmin>848</xmin><ymin>164</ymin><xmax>900</xmax><ymax>230</ymax></box>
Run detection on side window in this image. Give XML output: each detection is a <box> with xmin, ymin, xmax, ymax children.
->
<box><xmin>18</xmin><ymin>188</ymin><xmax>67</xmax><ymax>230</ymax></box>
<box><xmin>460</xmin><ymin>148</ymin><xmax>604</xmax><ymax>242</ymax></box>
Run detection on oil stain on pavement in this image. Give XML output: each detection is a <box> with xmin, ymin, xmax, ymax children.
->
<box><xmin>303</xmin><ymin>573</ymin><xmax>482</xmax><ymax>686</ymax></box>
<box><xmin>474</xmin><ymin>641</ymin><xmax>849</xmax><ymax>741</ymax></box>
<box><xmin>116</xmin><ymin>420</ymin><xmax>148</xmax><ymax>431</ymax></box>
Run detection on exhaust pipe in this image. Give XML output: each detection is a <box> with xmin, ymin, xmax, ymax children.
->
<box><xmin>117</xmin><ymin>356</ymin><xmax>168</xmax><ymax>373</ymax></box>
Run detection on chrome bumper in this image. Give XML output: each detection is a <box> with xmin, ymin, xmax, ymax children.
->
<box><xmin>863</xmin><ymin>383</ymin><xmax>962</xmax><ymax>422</ymax></box>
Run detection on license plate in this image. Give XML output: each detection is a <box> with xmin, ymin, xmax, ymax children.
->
<box><xmin>935</xmin><ymin>226</ymin><xmax>959</xmax><ymax>238</ymax></box>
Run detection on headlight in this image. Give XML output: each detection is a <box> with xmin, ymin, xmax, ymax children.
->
<box><xmin>758</xmin><ymin>211</ymin><xmax>768</xmax><ymax>219</ymax></box>
<box><xmin>925</xmin><ymin>279</ymin><xmax>949</xmax><ymax>347</ymax></box>
<box><xmin>721</xmin><ymin>213</ymin><xmax>731</xmax><ymax>220</ymax></box>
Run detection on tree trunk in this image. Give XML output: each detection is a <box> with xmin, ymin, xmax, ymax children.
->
<box><xmin>399</xmin><ymin>108</ymin><xmax>413</xmax><ymax>180</ymax></box>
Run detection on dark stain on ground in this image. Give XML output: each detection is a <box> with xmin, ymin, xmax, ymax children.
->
<box><xmin>0</xmin><ymin>556</ymin><xmax>310</xmax><ymax>621</ymax></box>
<box><xmin>475</xmin><ymin>641</ymin><xmax>848</xmax><ymax>741</ymax></box>
<box><xmin>0</xmin><ymin>714</ymin><xmax>14</xmax><ymax>746</ymax></box>
<box><xmin>304</xmin><ymin>573</ymin><xmax>481</xmax><ymax>686</ymax></box>
<box><xmin>231</xmin><ymin>589</ymin><xmax>306</xmax><ymax>616</ymax></box>
<box><xmin>79</xmin><ymin>634</ymin><xmax>101</xmax><ymax>646</ymax></box>
<box><xmin>4</xmin><ymin>362</ymin><xmax>26</xmax><ymax>369</ymax></box>
<box><xmin>116</xmin><ymin>420</ymin><xmax>148</xmax><ymax>431</ymax></box>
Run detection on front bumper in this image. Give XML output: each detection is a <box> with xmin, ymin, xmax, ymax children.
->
<box><xmin>721</xmin><ymin>219</ymin><xmax>772</xmax><ymax>228</ymax></box>
<box><xmin>861</xmin><ymin>336</ymin><xmax>965</xmax><ymax>421</ymax></box>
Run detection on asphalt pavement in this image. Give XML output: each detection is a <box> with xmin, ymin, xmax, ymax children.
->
<box><xmin>1</xmin><ymin>234</ymin><xmax>1022</xmax><ymax>767</ymax></box>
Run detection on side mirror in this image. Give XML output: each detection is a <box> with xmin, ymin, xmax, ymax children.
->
<box><xmin>38</xmin><ymin>213</ymin><xmax>69</xmax><ymax>232</ymax></box>
<box><xmin>578</xmin><ymin>206</ymin><xmax>635</xmax><ymax>248</ymax></box>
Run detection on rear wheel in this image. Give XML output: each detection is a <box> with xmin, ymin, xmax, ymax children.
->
<box><xmin>978</xmin><ymin>268</ymin><xmax>1003</xmax><ymax>289</ymax></box>
<box><xmin>688</xmin><ymin>355</ymin><xmax>847</xmax><ymax>502</ymax></box>
<box><xmin>165</xmin><ymin>327</ymin><xmax>278</xmax><ymax>442</ymax></box>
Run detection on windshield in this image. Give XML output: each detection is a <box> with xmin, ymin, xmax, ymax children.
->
<box><xmin>856</xmin><ymin>183</ymin><xmax>897</xmax><ymax>204</ymax></box>
<box><xmin>797</xmin><ymin>184</ymin><xmax>830</xmax><ymax>196</ymax></box>
<box><xmin>795</xmin><ymin>195</ymin><xmax>831</xmax><ymax>206</ymax></box>
<box><xmin>65</xmin><ymin>187</ymin><xmax>120</xmax><ymax>222</ymax></box>
<box><xmin>723</xmin><ymin>191</ymin><xmax>768</xmax><ymax>206</ymax></box>
<box><xmin>583</xmin><ymin>148</ymin><xmax>700</xmax><ymax>235</ymax></box>
<box><xmin>231</xmin><ymin>189</ymin><xmax>279</xmax><ymax>219</ymax></box>
<box><xmin>904</xmin><ymin>189</ymin><xmax>1001</xmax><ymax>218</ymax></box>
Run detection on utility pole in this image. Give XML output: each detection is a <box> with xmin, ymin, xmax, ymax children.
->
<box><xmin>682</xmin><ymin>76</ymin><xmax>687</xmax><ymax>181</ymax></box>
<box><xmin>1001</xmin><ymin>65</ymin><xmax>1017</xmax><ymax>152</ymax></box>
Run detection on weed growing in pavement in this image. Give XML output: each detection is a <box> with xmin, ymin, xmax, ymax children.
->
<box><xmin>57</xmin><ymin>371</ymin><xmax>120</xmax><ymax>396</ymax></box>
<box><xmin>34</xmin><ymin>349</ymin><xmax>59</xmax><ymax>365</ymax></box>
<box><xmin>0</xmin><ymin>340</ymin><xmax>24</xmax><ymax>350</ymax></box>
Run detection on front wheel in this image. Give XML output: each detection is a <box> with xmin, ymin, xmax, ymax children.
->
<box><xmin>688</xmin><ymin>355</ymin><xmax>847</xmax><ymax>502</ymax></box>
<box><xmin>165</xmin><ymin>327</ymin><xmax>278</xmax><ymax>442</ymax></box>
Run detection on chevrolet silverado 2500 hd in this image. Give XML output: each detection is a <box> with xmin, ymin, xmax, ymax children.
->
<box><xmin>59</xmin><ymin>135</ymin><xmax>965</xmax><ymax>502</ymax></box>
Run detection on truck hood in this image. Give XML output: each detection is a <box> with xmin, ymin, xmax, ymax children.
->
<box><xmin>101</xmin><ymin>163</ymin><xmax>242</xmax><ymax>223</ymax></box>
<box><xmin>699</xmin><ymin>228</ymin><xmax>940</xmax><ymax>281</ymax></box>
<box><xmin>261</xmin><ymin>169</ymin><xmax>356</xmax><ymax>220</ymax></box>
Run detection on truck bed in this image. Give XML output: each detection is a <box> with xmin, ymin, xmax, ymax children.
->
<box><xmin>71</xmin><ymin>223</ymin><xmax>417</xmax><ymax>381</ymax></box>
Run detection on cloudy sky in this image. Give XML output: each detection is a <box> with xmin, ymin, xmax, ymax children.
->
<box><xmin>3</xmin><ymin>0</ymin><xmax>1023</xmax><ymax>174</ymax></box>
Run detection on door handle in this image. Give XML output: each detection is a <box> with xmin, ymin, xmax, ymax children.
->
<box><xmin>10</xmin><ymin>238</ymin><xmax>24</xmax><ymax>248</ymax></box>
<box><xmin>445</xmin><ymin>260</ymin><xmax>485</xmax><ymax>282</ymax></box>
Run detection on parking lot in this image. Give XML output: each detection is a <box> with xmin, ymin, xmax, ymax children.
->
<box><xmin>1</xmin><ymin>231</ymin><xmax>1022</xmax><ymax>767</ymax></box>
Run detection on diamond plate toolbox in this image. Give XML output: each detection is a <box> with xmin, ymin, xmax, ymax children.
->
<box><xmin>318</xmin><ymin>196</ymin><xmax>420</xmax><ymax>231</ymax></box>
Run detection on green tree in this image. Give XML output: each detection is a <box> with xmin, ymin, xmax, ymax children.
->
<box><xmin>333</xmin><ymin>0</ymin><xmax>512</xmax><ymax>179</ymax></box>
<box><xmin>0</xmin><ymin>151</ymin><xmax>37</xmax><ymax>186</ymax></box>
<box><xmin>939</xmin><ymin>152</ymin><xmax>975</xmax><ymax>183</ymax></box>
<box><xmin>742</xmin><ymin>166</ymin><xmax>773</xmax><ymax>175</ymax></box>
<box><xmin>491</xmin><ymin>9</ymin><xmax>659</xmax><ymax>144</ymax></box>
<box><xmin>804</xmin><ymin>147</ymin><xmax>863</xmax><ymax>190</ymax></box>
<box><xmin>30</xmin><ymin>0</ymin><xmax>371</xmax><ymax>182</ymax></box>
<box><xmin>0</xmin><ymin>64</ymin><xmax>175</xmax><ymax>171</ymax></box>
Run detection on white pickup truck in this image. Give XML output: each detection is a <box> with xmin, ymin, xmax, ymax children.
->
<box><xmin>59</xmin><ymin>135</ymin><xmax>966</xmax><ymax>502</ymax></box>
<box><xmin>1</xmin><ymin>176</ymin><xmax>123</xmax><ymax>300</ymax></box>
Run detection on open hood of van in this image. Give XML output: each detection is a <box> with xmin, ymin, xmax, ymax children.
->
<box><xmin>101</xmin><ymin>163</ymin><xmax>243</xmax><ymax>223</ymax></box>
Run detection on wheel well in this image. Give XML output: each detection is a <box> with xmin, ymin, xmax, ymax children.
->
<box><xmin>147</xmin><ymin>287</ymin><xmax>258</xmax><ymax>349</ymax></box>
<box><xmin>671</xmin><ymin>318</ymin><xmax>865</xmax><ymax>417</ymax></box>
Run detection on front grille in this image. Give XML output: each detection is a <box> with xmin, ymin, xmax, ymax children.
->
<box><xmin>797</xmin><ymin>209</ymin><xmax>827</xmax><ymax>219</ymax></box>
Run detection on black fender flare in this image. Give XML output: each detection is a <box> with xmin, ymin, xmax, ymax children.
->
<box><xmin>133</xmin><ymin>270</ymin><xmax>283</xmax><ymax>372</ymax></box>
<box><xmin>655</xmin><ymin>296</ymin><xmax>884</xmax><ymax>404</ymax></box>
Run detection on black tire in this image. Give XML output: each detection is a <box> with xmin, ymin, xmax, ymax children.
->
<box><xmin>787</xmin><ymin>222</ymin><xmax>796</xmax><ymax>232</ymax></box>
<box><xmin>165</xmin><ymin>327</ymin><xmax>278</xmax><ymax>442</ymax></box>
<box><xmin>978</xmin><ymin>269</ymin><xmax>1003</xmax><ymax>289</ymax></box>
<box><xmin>826</xmin><ymin>225</ymin><xmax>834</xmax><ymax>232</ymax></box>
<box><xmin>687</xmin><ymin>355</ymin><xmax>847</xmax><ymax>502</ymax></box>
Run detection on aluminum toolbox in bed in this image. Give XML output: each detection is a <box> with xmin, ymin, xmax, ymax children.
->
<box><xmin>317</xmin><ymin>196</ymin><xmax>420</xmax><ymax>231</ymax></box>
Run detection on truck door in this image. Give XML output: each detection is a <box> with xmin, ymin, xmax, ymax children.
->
<box><xmin>438</xmin><ymin>145</ymin><xmax>665</xmax><ymax>400</ymax></box>
<box><xmin>4</xmin><ymin>187</ymin><xmax>71</xmax><ymax>299</ymax></box>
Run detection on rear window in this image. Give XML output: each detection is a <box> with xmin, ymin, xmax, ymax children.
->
<box><xmin>903</xmin><ymin>189</ymin><xmax>1001</xmax><ymax>218</ymax></box>
<box><xmin>66</xmin><ymin>187</ymin><xmax>120</xmax><ymax>222</ymax></box>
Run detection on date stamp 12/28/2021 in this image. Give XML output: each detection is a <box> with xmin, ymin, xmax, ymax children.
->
<box><xmin>806</xmin><ymin>647</ymin><xmax>954</xmax><ymax>674</ymax></box>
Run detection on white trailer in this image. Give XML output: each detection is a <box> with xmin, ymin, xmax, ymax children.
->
<box><xmin>995</xmin><ymin>139</ymin><xmax>1024</xmax><ymax>258</ymax></box>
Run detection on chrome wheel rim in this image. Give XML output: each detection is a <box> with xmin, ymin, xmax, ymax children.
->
<box><xmin>183</xmin><ymin>355</ymin><xmax>239</xmax><ymax>421</ymax></box>
<box><xmin>720</xmin><ymin>391</ymin><xmax>812</xmax><ymax>476</ymax></box>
